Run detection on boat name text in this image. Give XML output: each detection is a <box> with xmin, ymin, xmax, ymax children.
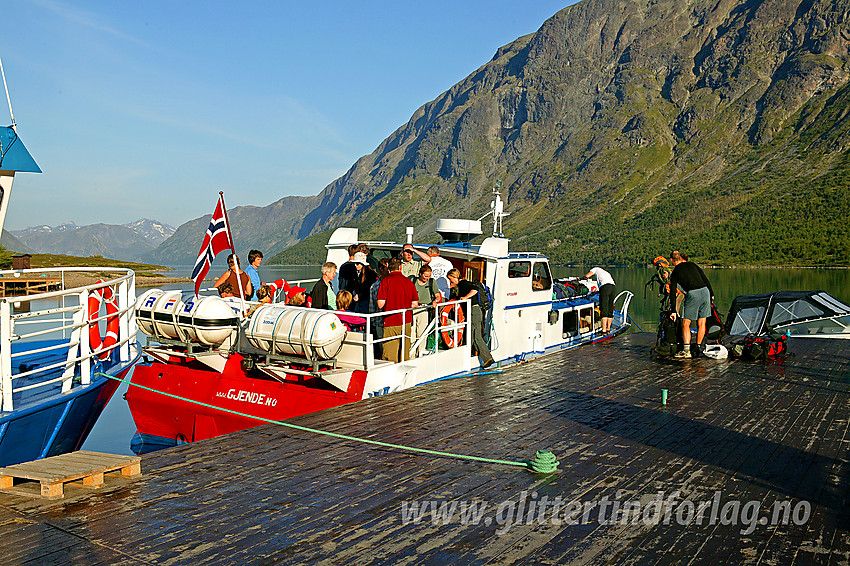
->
<box><xmin>216</xmin><ymin>389</ymin><xmax>278</xmax><ymax>406</ymax></box>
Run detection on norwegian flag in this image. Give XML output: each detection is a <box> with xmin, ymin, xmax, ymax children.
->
<box><xmin>191</xmin><ymin>194</ymin><xmax>234</xmax><ymax>296</ymax></box>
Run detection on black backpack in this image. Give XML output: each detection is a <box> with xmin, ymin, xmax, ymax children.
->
<box><xmin>654</xmin><ymin>311</ymin><xmax>680</xmax><ymax>356</ymax></box>
<box><xmin>473</xmin><ymin>281</ymin><xmax>493</xmax><ymax>312</ymax></box>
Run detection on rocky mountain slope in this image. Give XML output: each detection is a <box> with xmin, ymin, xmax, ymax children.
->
<box><xmin>0</xmin><ymin>230</ymin><xmax>33</xmax><ymax>254</ymax></box>
<box><xmin>152</xmin><ymin>0</ymin><xmax>850</xmax><ymax>266</ymax></box>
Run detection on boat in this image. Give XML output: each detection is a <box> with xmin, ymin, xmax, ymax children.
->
<box><xmin>126</xmin><ymin>190</ymin><xmax>634</xmax><ymax>451</ymax></box>
<box><xmin>0</xmin><ymin>121</ymin><xmax>141</xmax><ymax>466</ymax></box>
<box><xmin>726</xmin><ymin>290</ymin><xmax>850</xmax><ymax>339</ymax></box>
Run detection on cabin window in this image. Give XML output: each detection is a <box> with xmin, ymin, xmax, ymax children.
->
<box><xmin>578</xmin><ymin>307</ymin><xmax>593</xmax><ymax>333</ymax></box>
<box><xmin>769</xmin><ymin>300</ymin><xmax>824</xmax><ymax>326</ymax></box>
<box><xmin>508</xmin><ymin>261</ymin><xmax>531</xmax><ymax>278</ymax></box>
<box><xmin>729</xmin><ymin>306</ymin><xmax>765</xmax><ymax>335</ymax></box>
<box><xmin>563</xmin><ymin>310</ymin><xmax>578</xmax><ymax>337</ymax></box>
<box><xmin>531</xmin><ymin>262</ymin><xmax>552</xmax><ymax>291</ymax></box>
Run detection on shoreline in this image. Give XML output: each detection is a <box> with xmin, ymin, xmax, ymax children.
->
<box><xmin>61</xmin><ymin>273</ymin><xmax>194</xmax><ymax>289</ymax></box>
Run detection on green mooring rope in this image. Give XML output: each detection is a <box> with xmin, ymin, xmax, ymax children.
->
<box><xmin>98</xmin><ymin>372</ymin><xmax>559</xmax><ymax>474</ymax></box>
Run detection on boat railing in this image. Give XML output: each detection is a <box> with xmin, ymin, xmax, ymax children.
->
<box><xmin>614</xmin><ymin>290</ymin><xmax>634</xmax><ymax>324</ymax></box>
<box><xmin>200</xmin><ymin>277</ymin><xmax>319</xmax><ymax>304</ymax></box>
<box><xmin>334</xmin><ymin>298</ymin><xmax>470</xmax><ymax>371</ymax></box>
<box><xmin>0</xmin><ymin>268</ymin><xmax>137</xmax><ymax>412</ymax></box>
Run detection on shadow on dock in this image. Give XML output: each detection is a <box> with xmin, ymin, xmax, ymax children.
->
<box><xmin>1</xmin><ymin>333</ymin><xmax>848</xmax><ymax>564</ymax></box>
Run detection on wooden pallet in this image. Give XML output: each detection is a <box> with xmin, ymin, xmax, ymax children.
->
<box><xmin>0</xmin><ymin>450</ymin><xmax>141</xmax><ymax>499</ymax></box>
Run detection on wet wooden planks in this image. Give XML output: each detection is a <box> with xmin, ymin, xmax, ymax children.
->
<box><xmin>0</xmin><ymin>333</ymin><xmax>849</xmax><ymax>564</ymax></box>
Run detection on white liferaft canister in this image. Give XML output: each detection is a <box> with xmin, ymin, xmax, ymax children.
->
<box><xmin>136</xmin><ymin>289</ymin><xmax>238</xmax><ymax>346</ymax></box>
<box><xmin>135</xmin><ymin>289</ymin><xmax>185</xmax><ymax>341</ymax></box>
<box><xmin>246</xmin><ymin>305</ymin><xmax>346</xmax><ymax>359</ymax></box>
<box><xmin>177</xmin><ymin>294</ymin><xmax>239</xmax><ymax>346</ymax></box>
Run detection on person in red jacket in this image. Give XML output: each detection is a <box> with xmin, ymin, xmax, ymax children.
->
<box><xmin>376</xmin><ymin>257</ymin><xmax>419</xmax><ymax>362</ymax></box>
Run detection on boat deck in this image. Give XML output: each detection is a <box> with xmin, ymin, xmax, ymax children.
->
<box><xmin>1</xmin><ymin>333</ymin><xmax>849</xmax><ymax>564</ymax></box>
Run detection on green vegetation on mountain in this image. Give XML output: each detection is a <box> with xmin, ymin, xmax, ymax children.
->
<box><xmin>269</xmin><ymin>229</ymin><xmax>333</xmax><ymax>265</ymax></box>
<box><xmin>0</xmin><ymin>246</ymin><xmax>11</xmax><ymax>269</ymax></box>
<box><xmin>29</xmin><ymin>253</ymin><xmax>171</xmax><ymax>277</ymax></box>
<box><xmin>161</xmin><ymin>0</ymin><xmax>850</xmax><ymax>268</ymax></box>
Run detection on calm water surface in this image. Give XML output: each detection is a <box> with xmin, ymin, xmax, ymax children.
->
<box><xmin>81</xmin><ymin>264</ymin><xmax>850</xmax><ymax>455</ymax></box>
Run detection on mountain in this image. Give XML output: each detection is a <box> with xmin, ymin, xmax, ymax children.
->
<box><xmin>123</xmin><ymin>219</ymin><xmax>176</xmax><ymax>245</ymax></box>
<box><xmin>0</xmin><ymin>230</ymin><xmax>33</xmax><ymax>253</ymax></box>
<box><xmin>155</xmin><ymin>0</ymin><xmax>850</xmax><ymax>267</ymax></box>
<box><xmin>12</xmin><ymin>219</ymin><xmax>176</xmax><ymax>261</ymax></box>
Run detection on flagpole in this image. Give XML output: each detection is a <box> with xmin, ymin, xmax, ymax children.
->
<box><xmin>218</xmin><ymin>191</ymin><xmax>248</xmax><ymax>317</ymax></box>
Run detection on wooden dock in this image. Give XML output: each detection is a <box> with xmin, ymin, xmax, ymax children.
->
<box><xmin>0</xmin><ymin>333</ymin><xmax>848</xmax><ymax>564</ymax></box>
<box><xmin>0</xmin><ymin>276</ymin><xmax>61</xmax><ymax>297</ymax></box>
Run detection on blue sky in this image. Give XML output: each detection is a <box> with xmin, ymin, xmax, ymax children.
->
<box><xmin>2</xmin><ymin>0</ymin><xmax>574</xmax><ymax>231</ymax></box>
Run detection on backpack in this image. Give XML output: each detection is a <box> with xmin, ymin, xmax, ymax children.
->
<box><xmin>473</xmin><ymin>281</ymin><xmax>493</xmax><ymax>312</ymax></box>
<box><xmin>731</xmin><ymin>331</ymin><xmax>787</xmax><ymax>360</ymax></box>
<box><xmin>705</xmin><ymin>303</ymin><xmax>725</xmax><ymax>341</ymax></box>
<box><xmin>654</xmin><ymin>311</ymin><xmax>680</xmax><ymax>356</ymax></box>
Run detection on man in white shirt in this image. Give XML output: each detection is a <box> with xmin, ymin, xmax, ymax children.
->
<box><xmin>410</xmin><ymin>245</ymin><xmax>454</xmax><ymax>299</ymax></box>
<box><xmin>585</xmin><ymin>267</ymin><xmax>616</xmax><ymax>333</ymax></box>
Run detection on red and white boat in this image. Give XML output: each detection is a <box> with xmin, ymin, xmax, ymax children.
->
<box><xmin>127</xmin><ymin>192</ymin><xmax>633</xmax><ymax>451</ymax></box>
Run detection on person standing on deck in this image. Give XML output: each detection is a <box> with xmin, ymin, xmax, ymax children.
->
<box><xmin>369</xmin><ymin>257</ymin><xmax>390</xmax><ymax>359</ymax></box>
<box><xmin>410</xmin><ymin>264</ymin><xmax>441</xmax><ymax>357</ymax></box>
<box><xmin>350</xmin><ymin>252</ymin><xmax>377</xmax><ymax>314</ymax></box>
<box><xmin>447</xmin><ymin>269</ymin><xmax>495</xmax><ymax>369</ymax></box>
<box><xmin>213</xmin><ymin>254</ymin><xmax>252</xmax><ymax>301</ymax></box>
<box><xmin>584</xmin><ymin>267</ymin><xmax>616</xmax><ymax>333</ymax></box>
<box><xmin>399</xmin><ymin>244</ymin><xmax>423</xmax><ymax>279</ymax></box>
<box><xmin>310</xmin><ymin>262</ymin><xmax>337</xmax><ymax>310</ymax></box>
<box><xmin>338</xmin><ymin>245</ymin><xmax>359</xmax><ymax>295</ymax></box>
<box><xmin>244</xmin><ymin>250</ymin><xmax>263</xmax><ymax>301</ymax></box>
<box><xmin>668</xmin><ymin>251</ymin><xmax>714</xmax><ymax>358</ymax></box>
<box><xmin>408</xmin><ymin>245</ymin><xmax>453</xmax><ymax>300</ymax></box>
<box><xmin>376</xmin><ymin>257</ymin><xmax>419</xmax><ymax>363</ymax></box>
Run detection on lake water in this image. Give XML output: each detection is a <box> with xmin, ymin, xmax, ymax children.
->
<box><xmin>81</xmin><ymin>264</ymin><xmax>850</xmax><ymax>456</ymax></box>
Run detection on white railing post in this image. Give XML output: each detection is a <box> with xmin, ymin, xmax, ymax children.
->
<box><xmin>0</xmin><ymin>300</ymin><xmax>12</xmax><ymax>411</ymax></box>
<box><xmin>78</xmin><ymin>290</ymin><xmax>91</xmax><ymax>385</ymax></box>
<box><xmin>118</xmin><ymin>278</ymin><xmax>129</xmax><ymax>361</ymax></box>
<box><xmin>62</xmin><ymin>307</ymin><xmax>84</xmax><ymax>393</ymax></box>
<box><xmin>365</xmin><ymin>315</ymin><xmax>373</xmax><ymax>370</ymax></box>
<box><xmin>129</xmin><ymin>273</ymin><xmax>137</xmax><ymax>351</ymax></box>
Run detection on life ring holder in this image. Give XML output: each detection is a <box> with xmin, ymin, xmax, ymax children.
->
<box><xmin>88</xmin><ymin>281</ymin><xmax>120</xmax><ymax>360</ymax></box>
<box><xmin>440</xmin><ymin>303</ymin><xmax>465</xmax><ymax>348</ymax></box>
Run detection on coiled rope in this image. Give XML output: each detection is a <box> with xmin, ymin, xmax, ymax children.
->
<box><xmin>99</xmin><ymin>372</ymin><xmax>559</xmax><ymax>474</ymax></box>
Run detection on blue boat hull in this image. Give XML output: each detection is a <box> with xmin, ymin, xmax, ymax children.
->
<box><xmin>0</xmin><ymin>340</ymin><xmax>139</xmax><ymax>467</ymax></box>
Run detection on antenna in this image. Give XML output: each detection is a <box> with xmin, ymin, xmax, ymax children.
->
<box><xmin>477</xmin><ymin>179</ymin><xmax>509</xmax><ymax>236</ymax></box>
<box><xmin>0</xmin><ymin>56</ymin><xmax>16</xmax><ymax>132</ymax></box>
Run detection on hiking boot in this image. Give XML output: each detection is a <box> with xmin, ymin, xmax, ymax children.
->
<box><xmin>673</xmin><ymin>349</ymin><xmax>692</xmax><ymax>359</ymax></box>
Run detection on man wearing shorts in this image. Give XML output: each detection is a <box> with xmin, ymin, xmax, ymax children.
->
<box><xmin>668</xmin><ymin>251</ymin><xmax>714</xmax><ymax>358</ymax></box>
<box><xmin>585</xmin><ymin>267</ymin><xmax>616</xmax><ymax>333</ymax></box>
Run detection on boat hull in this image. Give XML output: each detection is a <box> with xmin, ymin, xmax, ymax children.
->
<box><xmin>127</xmin><ymin>352</ymin><xmax>368</xmax><ymax>451</ymax></box>
<box><xmin>0</xmin><ymin>362</ymin><xmax>134</xmax><ymax>467</ymax></box>
<box><xmin>127</xmin><ymin>321</ymin><xmax>630</xmax><ymax>451</ymax></box>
